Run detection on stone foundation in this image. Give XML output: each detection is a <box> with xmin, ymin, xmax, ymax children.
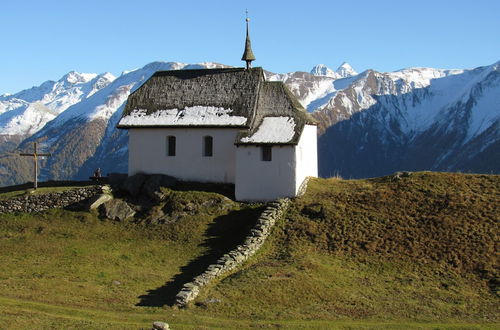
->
<box><xmin>0</xmin><ymin>186</ymin><xmax>103</xmax><ymax>214</ymax></box>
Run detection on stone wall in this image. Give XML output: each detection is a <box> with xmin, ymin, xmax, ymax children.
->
<box><xmin>0</xmin><ymin>186</ymin><xmax>103</xmax><ymax>214</ymax></box>
<box><xmin>296</xmin><ymin>176</ymin><xmax>312</xmax><ymax>197</ymax></box>
<box><xmin>175</xmin><ymin>198</ymin><xmax>290</xmax><ymax>307</ymax></box>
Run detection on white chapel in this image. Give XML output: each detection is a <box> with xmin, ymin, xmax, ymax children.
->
<box><xmin>117</xmin><ymin>20</ymin><xmax>317</xmax><ymax>201</ymax></box>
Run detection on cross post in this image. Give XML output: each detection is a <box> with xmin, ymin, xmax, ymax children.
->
<box><xmin>20</xmin><ymin>142</ymin><xmax>51</xmax><ymax>189</ymax></box>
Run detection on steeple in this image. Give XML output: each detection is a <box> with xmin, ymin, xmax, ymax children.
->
<box><xmin>241</xmin><ymin>11</ymin><xmax>256</xmax><ymax>70</ymax></box>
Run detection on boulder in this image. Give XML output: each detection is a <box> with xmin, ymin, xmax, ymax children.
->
<box><xmin>146</xmin><ymin>205</ymin><xmax>169</xmax><ymax>225</ymax></box>
<box><xmin>101</xmin><ymin>185</ymin><xmax>112</xmax><ymax>194</ymax></box>
<box><xmin>99</xmin><ymin>199</ymin><xmax>136</xmax><ymax>222</ymax></box>
<box><xmin>392</xmin><ymin>171</ymin><xmax>412</xmax><ymax>181</ymax></box>
<box><xmin>87</xmin><ymin>193</ymin><xmax>113</xmax><ymax>210</ymax></box>
<box><xmin>141</xmin><ymin>174</ymin><xmax>177</xmax><ymax>201</ymax></box>
<box><xmin>152</xmin><ymin>321</ymin><xmax>169</xmax><ymax>330</ymax></box>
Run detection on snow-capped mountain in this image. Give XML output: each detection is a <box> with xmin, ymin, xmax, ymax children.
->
<box><xmin>335</xmin><ymin>62</ymin><xmax>357</xmax><ymax>78</ymax></box>
<box><xmin>310</xmin><ymin>62</ymin><xmax>358</xmax><ymax>79</ymax></box>
<box><xmin>0</xmin><ymin>60</ymin><xmax>498</xmax><ymax>186</ymax></box>
<box><xmin>310</xmin><ymin>64</ymin><xmax>337</xmax><ymax>78</ymax></box>
<box><xmin>0</xmin><ymin>71</ymin><xmax>116</xmax><ymax>153</ymax></box>
<box><xmin>267</xmin><ymin>70</ymin><xmax>338</xmax><ymax>112</ymax></box>
<box><xmin>314</xmin><ymin>62</ymin><xmax>500</xmax><ymax>177</ymax></box>
<box><xmin>0</xmin><ymin>71</ymin><xmax>116</xmax><ymax>116</ymax></box>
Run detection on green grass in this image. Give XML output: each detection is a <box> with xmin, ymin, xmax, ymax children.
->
<box><xmin>0</xmin><ymin>295</ymin><xmax>496</xmax><ymax>329</ymax></box>
<box><xmin>0</xmin><ymin>173</ymin><xmax>498</xmax><ymax>328</ymax></box>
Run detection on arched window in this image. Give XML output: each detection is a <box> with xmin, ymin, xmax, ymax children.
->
<box><xmin>167</xmin><ymin>136</ymin><xmax>176</xmax><ymax>156</ymax></box>
<box><xmin>203</xmin><ymin>136</ymin><xmax>213</xmax><ymax>157</ymax></box>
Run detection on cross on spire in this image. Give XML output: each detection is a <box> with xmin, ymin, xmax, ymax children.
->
<box><xmin>20</xmin><ymin>142</ymin><xmax>51</xmax><ymax>189</ymax></box>
<box><xmin>241</xmin><ymin>10</ymin><xmax>256</xmax><ymax>70</ymax></box>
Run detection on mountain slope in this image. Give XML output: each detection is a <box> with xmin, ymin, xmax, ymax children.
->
<box><xmin>0</xmin><ymin>60</ymin><xmax>499</xmax><ymax>186</ymax></box>
<box><xmin>0</xmin><ymin>72</ymin><xmax>115</xmax><ymax>153</ymax></box>
<box><xmin>316</xmin><ymin>62</ymin><xmax>500</xmax><ymax>177</ymax></box>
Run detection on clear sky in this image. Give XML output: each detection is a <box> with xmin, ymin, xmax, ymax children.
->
<box><xmin>1</xmin><ymin>0</ymin><xmax>499</xmax><ymax>94</ymax></box>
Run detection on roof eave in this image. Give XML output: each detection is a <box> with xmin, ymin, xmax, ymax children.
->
<box><xmin>235</xmin><ymin>141</ymin><xmax>298</xmax><ymax>146</ymax></box>
<box><xmin>117</xmin><ymin>124</ymin><xmax>249</xmax><ymax>129</ymax></box>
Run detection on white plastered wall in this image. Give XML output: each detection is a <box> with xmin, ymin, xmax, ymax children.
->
<box><xmin>128</xmin><ymin>128</ymin><xmax>239</xmax><ymax>183</ymax></box>
<box><xmin>235</xmin><ymin>124</ymin><xmax>318</xmax><ymax>202</ymax></box>
<box><xmin>294</xmin><ymin>124</ymin><xmax>318</xmax><ymax>193</ymax></box>
<box><xmin>235</xmin><ymin>145</ymin><xmax>296</xmax><ymax>201</ymax></box>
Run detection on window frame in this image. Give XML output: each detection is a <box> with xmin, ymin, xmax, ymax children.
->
<box><xmin>261</xmin><ymin>145</ymin><xmax>272</xmax><ymax>161</ymax></box>
<box><xmin>203</xmin><ymin>135</ymin><xmax>213</xmax><ymax>157</ymax></box>
<box><xmin>167</xmin><ymin>136</ymin><xmax>176</xmax><ymax>156</ymax></box>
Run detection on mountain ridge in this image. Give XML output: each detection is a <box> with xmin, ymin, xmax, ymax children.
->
<box><xmin>0</xmin><ymin>60</ymin><xmax>498</xmax><ymax>186</ymax></box>
<box><xmin>310</xmin><ymin>62</ymin><xmax>358</xmax><ymax>79</ymax></box>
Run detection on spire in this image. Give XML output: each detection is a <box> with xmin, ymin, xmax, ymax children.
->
<box><xmin>241</xmin><ymin>10</ymin><xmax>256</xmax><ymax>70</ymax></box>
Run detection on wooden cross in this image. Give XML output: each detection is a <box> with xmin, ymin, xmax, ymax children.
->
<box><xmin>20</xmin><ymin>142</ymin><xmax>51</xmax><ymax>189</ymax></box>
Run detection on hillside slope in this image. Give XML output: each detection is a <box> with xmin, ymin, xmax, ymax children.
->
<box><xmin>201</xmin><ymin>172</ymin><xmax>499</xmax><ymax>322</ymax></box>
<box><xmin>0</xmin><ymin>172</ymin><xmax>498</xmax><ymax>328</ymax></box>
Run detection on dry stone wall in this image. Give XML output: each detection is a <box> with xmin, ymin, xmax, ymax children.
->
<box><xmin>0</xmin><ymin>186</ymin><xmax>102</xmax><ymax>214</ymax></box>
<box><xmin>297</xmin><ymin>176</ymin><xmax>312</xmax><ymax>196</ymax></box>
<box><xmin>175</xmin><ymin>198</ymin><xmax>290</xmax><ymax>307</ymax></box>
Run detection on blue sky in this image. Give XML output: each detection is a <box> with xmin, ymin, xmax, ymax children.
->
<box><xmin>1</xmin><ymin>0</ymin><xmax>499</xmax><ymax>94</ymax></box>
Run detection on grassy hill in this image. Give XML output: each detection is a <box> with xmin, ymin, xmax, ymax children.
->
<box><xmin>0</xmin><ymin>172</ymin><xmax>498</xmax><ymax>329</ymax></box>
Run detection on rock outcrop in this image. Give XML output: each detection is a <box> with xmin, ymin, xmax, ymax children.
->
<box><xmin>99</xmin><ymin>199</ymin><xmax>136</xmax><ymax>222</ymax></box>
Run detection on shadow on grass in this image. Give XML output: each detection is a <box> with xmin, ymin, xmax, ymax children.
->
<box><xmin>136</xmin><ymin>206</ymin><xmax>264</xmax><ymax>307</ymax></box>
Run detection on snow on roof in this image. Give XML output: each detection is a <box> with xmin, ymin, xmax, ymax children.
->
<box><xmin>118</xmin><ymin>106</ymin><xmax>247</xmax><ymax>126</ymax></box>
<box><xmin>240</xmin><ymin>116</ymin><xmax>296</xmax><ymax>143</ymax></box>
<box><xmin>118</xmin><ymin>67</ymin><xmax>315</xmax><ymax>144</ymax></box>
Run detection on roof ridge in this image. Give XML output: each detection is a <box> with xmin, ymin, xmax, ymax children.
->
<box><xmin>153</xmin><ymin>67</ymin><xmax>264</xmax><ymax>75</ymax></box>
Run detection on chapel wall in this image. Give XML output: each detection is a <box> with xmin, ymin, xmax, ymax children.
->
<box><xmin>128</xmin><ymin>128</ymin><xmax>239</xmax><ymax>183</ymax></box>
<box><xmin>294</xmin><ymin>124</ymin><xmax>318</xmax><ymax>194</ymax></box>
<box><xmin>235</xmin><ymin>145</ymin><xmax>296</xmax><ymax>201</ymax></box>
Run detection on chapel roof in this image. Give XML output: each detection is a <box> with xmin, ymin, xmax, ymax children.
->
<box><xmin>117</xmin><ymin>67</ymin><xmax>315</xmax><ymax>145</ymax></box>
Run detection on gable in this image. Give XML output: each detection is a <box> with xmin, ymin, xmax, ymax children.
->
<box><xmin>236</xmin><ymin>81</ymin><xmax>314</xmax><ymax>145</ymax></box>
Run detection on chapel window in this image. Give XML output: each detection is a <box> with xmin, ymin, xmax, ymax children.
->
<box><xmin>203</xmin><ymin>136</ymin><xmax>213</xmax><ymax>157</ymax></box>
<box><xmin>261</xmin><ymin>146</ymin><xmax>272</xmax><ymax>161</ymax></box>
<box><xmin>167</xmin><ymin>136</ymin><xmax>176</xmax><ymax>156</ymax></box>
